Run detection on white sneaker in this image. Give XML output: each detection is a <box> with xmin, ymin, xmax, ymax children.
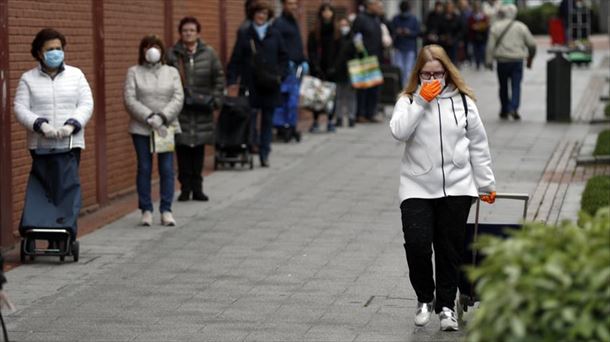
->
<box><xmin>414</xmin><ymin>301</ymin><xmax>433</xmax><ymax>326</ymax></box>
<box><xmin>140</xmin><ymin>211</ymin><xmax>152</xmax><ymax>226</ymax></box>
<box><xmin>161</xmin><ymin>211</ymin><xmax>176</xmax><ymax>226</ymax></box>
<box><xmin>439</xmin><ymin>306</ymin><xmax>459</xmax><ymax>331</ymax></box>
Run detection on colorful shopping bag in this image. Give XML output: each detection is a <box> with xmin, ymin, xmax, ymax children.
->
<box><xmin>348</xmin><ymin>51</ymin><xmax>384</xmax><ymax>89</ymax></box>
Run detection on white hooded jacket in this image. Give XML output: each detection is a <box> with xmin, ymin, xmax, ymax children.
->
<box><xmin>389</xmin><ymin>84</ymin><xmax>495</xmax><ymax>201</ymax></box>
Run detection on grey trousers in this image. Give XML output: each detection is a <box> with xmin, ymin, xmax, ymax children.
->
<box><xmin>334</xmin><ymin>83</ymin><xmax>356</xmax><ymax>123</ymax></box>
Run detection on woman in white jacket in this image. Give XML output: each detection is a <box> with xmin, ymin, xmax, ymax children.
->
<box><xmin>389</xmin><ymin>44</ymin><xmax>496</xmax><ymax>331</ymax></box>
<box><xmin>14</xmin><ymin>28</ymin><xmax>94</xmax><ymax>246</ymax></box>
<box><xmin>124</xmin><ymin>35</ymin><xmax>184</xmax><ymax>227</ymax></box>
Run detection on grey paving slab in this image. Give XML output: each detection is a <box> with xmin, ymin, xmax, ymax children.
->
<box><xmin>3</xmin><ymin>40</ymin><xmax>608</xmax><ymax>342</ymax></box>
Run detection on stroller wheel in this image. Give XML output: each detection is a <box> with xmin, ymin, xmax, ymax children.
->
<box><xmin>72</xmin><ymin>241</ymin><xmax>79</xmax><ymax>262</ymax></box>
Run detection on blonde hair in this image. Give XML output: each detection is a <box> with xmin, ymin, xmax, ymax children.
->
<box><xmin>401</xmin><ymin>44</ymin><xmax>476</xmax><ymax>101</ymax></box>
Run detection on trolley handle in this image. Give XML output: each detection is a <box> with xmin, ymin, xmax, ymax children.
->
<box><xmin>474</xmin><ymin>192</ymin><xmax>529</xmax><ymax>233</ymax></box>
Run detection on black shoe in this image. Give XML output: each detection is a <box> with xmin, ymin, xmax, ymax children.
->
<box><xmin>499</xmin><ymin>112</ymin><xmax>509</xmax><ymax>120</ymax></box>
<box><xmin>510</xmin><ymin>111</ymin><xmax>521</xmax><ymax>120</ymax></box>
<box><xmin>260</xmin><ymin>158</ymin><xmax>269</xmax><ymax>167</ymax></box>
<box><xmin>335</xmin><ymin>119</ymin><xmax>343</xmax><ymax>128</ymax></box>
<box><xmin>348</xmin><ymin>119</ymin><xmax>355</xmax><ymax>127</ymax></box>
<box><xmin>177</xmin><ymin>191</ymin><xmax>191</xmax><ymax>202</ymax></box>
<box><xmin>192</xmin><ymin>192</ymin><xmax>209</xmax><ymax>201</ymax></box>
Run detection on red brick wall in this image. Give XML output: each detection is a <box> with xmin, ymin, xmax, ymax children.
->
<box><xmin>7</xmin><ymin>0</ymin><xmax>96</xmax><ymax>241</ymax></box>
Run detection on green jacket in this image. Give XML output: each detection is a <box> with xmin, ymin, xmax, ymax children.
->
<box><xmin>167</xmin><ymin>39</ymin><xmax>225</xmax><ymax>146</ymax></box>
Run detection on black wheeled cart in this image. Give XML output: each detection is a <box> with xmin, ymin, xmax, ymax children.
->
<box><xmin>457</xmin><ymin>193</ymin><xmax>529</xmax><ymax>320</ymax></box>
<box><xmin>214</xmin><ymin>95</ymin><xmax>254</xmax><ymax>170</ymax></box>
<box><xmin>19</xmin><ymin>137</ymin><xmax>81</xmax><ymax>263</ymax></box>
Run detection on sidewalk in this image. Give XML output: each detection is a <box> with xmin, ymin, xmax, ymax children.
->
<box><xmin>3</xmin><ymin>36</ymin><xmax>608</xmax><ymax>341</ymax></box>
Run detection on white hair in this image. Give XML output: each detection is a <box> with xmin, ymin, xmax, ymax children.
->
<box><xmin>499</xmin><ymin>3</ymin><xmax>518</xmax><ymax>20</ymax></box>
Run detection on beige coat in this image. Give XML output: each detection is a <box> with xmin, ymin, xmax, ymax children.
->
<box><xmin>124</xmin><ymin>63</ymin><xmax>184</xmax><ymax>136</ymax></box>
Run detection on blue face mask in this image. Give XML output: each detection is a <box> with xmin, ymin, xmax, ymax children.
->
<box><xmin>43</xmin><ymin>50</ymin><xmax>64</xmax><ymax>68</ymax></box>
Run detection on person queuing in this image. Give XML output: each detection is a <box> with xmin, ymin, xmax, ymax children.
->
<box><xmin>424</xmin><ymin>1</ymin><xmax>444</xmax><ymax>46</ymax></box>
<box><xmin>468</xmin><ymin>0</ymin><xmax>490</xmax><ymax>70</ymax></box>
<box><xmin>331</xmin><ymin>16</ymin><xmax>358</xmax><ymax>128</ymax></box>
<box><xmin>227</xmin><ymin>0</ymin><xmax>288</xmax><ymax>168</ymax></box>
<box><xmin>124</xmin><ymin>35</ymin><xmax>184</xmax><ymax>226</ymax></box>
<box><xmin>167</xmin><ymin>17</ymin><xmax>225</xmax><ymax>202</ymax></box>
<box><xmin>485</xmin><ymin>3</ymin><xmax>536</xmax><ymax>120</ymax></box>
<box><xmin>391</xmin><ymin>0</ymin><xmax>420</xmax><ymax>85</ymax></box>
<box><xmin>14</xmin><ymin>28</ymin><xmax>94</xmax><ymax>244</ymax></box>
<box><xmin>438</xmin><ymin>1</ymin><xmax>464</xmax><ymax>64</ymax></box>
<box><xmin>352</xmin><ymin>0</ymin><xmax>384</xmax><ymax>124</ymax></box>
<box><xmin>272</xmin><ymin>0</ymin><xmax>307</xmax><ymax>142</ymax></box>
<box><xmin>307</xmin><ymin>4</ymin><xmax>339</xmax><ymax>133</ymax></box>
<box><xmin>389</xmin><ymin>44</ymin><xmax>496</xmax><ymax>332</ymax></box>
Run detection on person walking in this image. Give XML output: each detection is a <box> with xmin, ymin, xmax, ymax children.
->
<box><xmin>227</xmin><ymin>0</ymin><xmax>288</xmax><ymax>167</ymax></box>
<box><xmin>352</xmin><ymin>0</ymin><xmax>384</xmax><ymax>123</ymax></box>
<box><xmin>14</xmin><ymin>28</ymin><xmax>94</xmax><ymax>244</ymax></box>
<box><xmin>307</xmin><ymin>4</ymin><xmax>339</xmax><ymax>133</ymax></box>
<box><xmin>468</xmin><ymin>0</ymin><xmax>490</xmax><ymax>70</ymax></box>
<box><xmin>167</xmin><ymin>17</ymin><xmax>225</xmax><ymax>202</ymax></box>
<box><xmin>391</xmin><ymin>0</ymin><xmax>420</xmax><ymax>85</ymax></box>
<box><xmin>389</xmin><ymin>44</ymin><xmax>496</xmax><ymax>331</ymax></box>
<box><xmin>124</xmin><ymin>35</ymin><xmax>184</xmax><ymax>226</ymax></box>
<box><xmin>330</xmin><ymin>16</ymin><xmax>358</xmax><ymax>128</ymax></box>
<box><xmin>272</xmin><ymin>0</ymin><xmax>307</xmax><ymax>142</ymax></box>
<box><xmin>485</xmin><ymin>3</ymin><xmax>536</xmax><ymax>120</ymax></box>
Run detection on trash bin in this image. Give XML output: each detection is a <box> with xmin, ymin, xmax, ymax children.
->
<box><xmin>546</xmin><ymin>49</ymin><xmax>571</xmax><ymax>122</ymax></box>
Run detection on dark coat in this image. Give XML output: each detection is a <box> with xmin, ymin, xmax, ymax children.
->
<box><xmin>328</xmin><ymin>33</ymin><xmax>357</xmax><ymax>84</ymax></box>
<box><xmin>167</xmin><ymin>40</ymin><xmax>225</xmax><ymax>146</ymax></box>
<box><xmin>227</xmin><ymin>24</ymin><xmax>288</xmax><ymax>109</ymax></box>
<box><xmin>272</xmin><ymin>13</ymin><xmax>306</xmax><ymax>64</ymax></box>
<box><xmin>352</xmin><ymin>11</ymin><xmax>383</xmax><ymax>60</ymax></box>
<box><xmin>307</xmin><ymin>23</ymin><xmax>336</xmax><ymax>80</ymax></box>
<box><xmin>391</xmin><ymin>12</ymin><xmax>420</xmax><ymax>52</ymax></box>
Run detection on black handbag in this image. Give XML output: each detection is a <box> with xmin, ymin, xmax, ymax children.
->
<box><xmin>249</xmin><ymin>39</ymin><xmax>280</xmax><ymax>93</ymax></box>
<box><xmin>177</xmin><ymin>58</ymin><xmax>215</xmax><ymax>112</ymax></box>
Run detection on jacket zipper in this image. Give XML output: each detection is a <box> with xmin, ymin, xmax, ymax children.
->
<box><xmin>450</xmin><ymin>97</ymin><xmax>458</xmax><ymax>126</ymax></box>
<box><xmin>437</xmin><ymin>100</ymin><xmax>447</xmax><ymax>197</ymax></box>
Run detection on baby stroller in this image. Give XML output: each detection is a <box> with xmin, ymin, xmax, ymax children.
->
<box><xmin>457</xmin><ymin>193</ymin><xmax>529</xmax><ymax>320</ymax></box>
<box><xmin>214</xmin><ymin>95</ymin><xmax>254</xmax><ymax>170</ymax></box>
<box><xmin>19</xmin><ymin>136</ymin><xmax>80</xmax><ymax>263</ymax></box>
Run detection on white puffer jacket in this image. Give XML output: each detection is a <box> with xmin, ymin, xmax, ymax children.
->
<box><xmin>14</xmin><ymin>64</ymin><xmax>94</xmax><ymax>150</ymax></box>
<box><xmin>390</xmin><ymin>85</ymin><xmax>495</xmax><ymax>201</ymax></box>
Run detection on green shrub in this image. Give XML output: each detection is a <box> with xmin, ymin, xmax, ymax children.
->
<box><xmin>466</xmin><ymin>208</ymin><xmax>610</xmax><ymax>342</ymax></box>
<box><xmin>581</xmin><ymin>175</ymin><xmax>610</xmax><ymax>216</ymax></box>
<box><xmin>593</xmin><ymin>130</ymin><xmax>610</xmax><ymax>156</ymax></box>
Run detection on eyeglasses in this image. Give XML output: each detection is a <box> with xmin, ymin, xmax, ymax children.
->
<box><xmin>419</xmin><ymin>71</ymin><xmax>446</xmax><ymax>80</ymax></box>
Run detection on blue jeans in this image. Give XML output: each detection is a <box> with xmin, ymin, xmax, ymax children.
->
<box><xmin>132</xmin><ymin>134</ymin><xmax>174</xmax><ymax>213</ymax></box>
<box><xmin>496</xmin><ymin>61</ymin><xmax>524</xmax><ymax>114</ymax></box>
<box><xmin>250</xmin><ymin>107</ymin><xmax>274</xmax><ymax>161</ymax></box>
<box><xmin>472</xmin><ymin>42</ymin><xmax>486</xmax><ymax>69</ymax></box>
<box><xmin>393</xmin><ymin>49</ymin><xmax>416</xmax><ymax>85</ymax></box>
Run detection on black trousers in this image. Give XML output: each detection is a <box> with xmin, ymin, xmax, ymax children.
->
<box><xmin>400</xmin><ymin>196</ymin><xmax>473</xmax><ymax>313</ymax></box>
<box><xmin>176</xmin><ymin>144</ymin><xmax>205</xmax><ymax>194</ymax></box>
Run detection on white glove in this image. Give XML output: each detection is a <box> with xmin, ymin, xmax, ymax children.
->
<box><xmin>147</xmin><ymin>115</ymin><xmax>163</xmax><ymax>129</ymax></box>
<box><xmin>156</xmin><ymin>126</ymin><xmax>168</xmax><ymax>138</ymax></box>
<box><xmin>57</xmin><ymin>124</ymin><xmax>75</xmax><ymax>138</ymax></box>
<box><xmin>40</xmin><ymin>122</ymin><xmax>58</xmax><ymax>139</ymax></box>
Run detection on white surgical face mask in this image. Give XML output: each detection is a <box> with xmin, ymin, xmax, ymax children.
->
<box><xmin>145</xmin><ymin>47</ymin><xmax>161</xmax><ymax>64</ymax></box>
<box><xmin>340</xmin><ymin>26</ymin><xmax>350</xmax><ymax>36</ymax></box>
